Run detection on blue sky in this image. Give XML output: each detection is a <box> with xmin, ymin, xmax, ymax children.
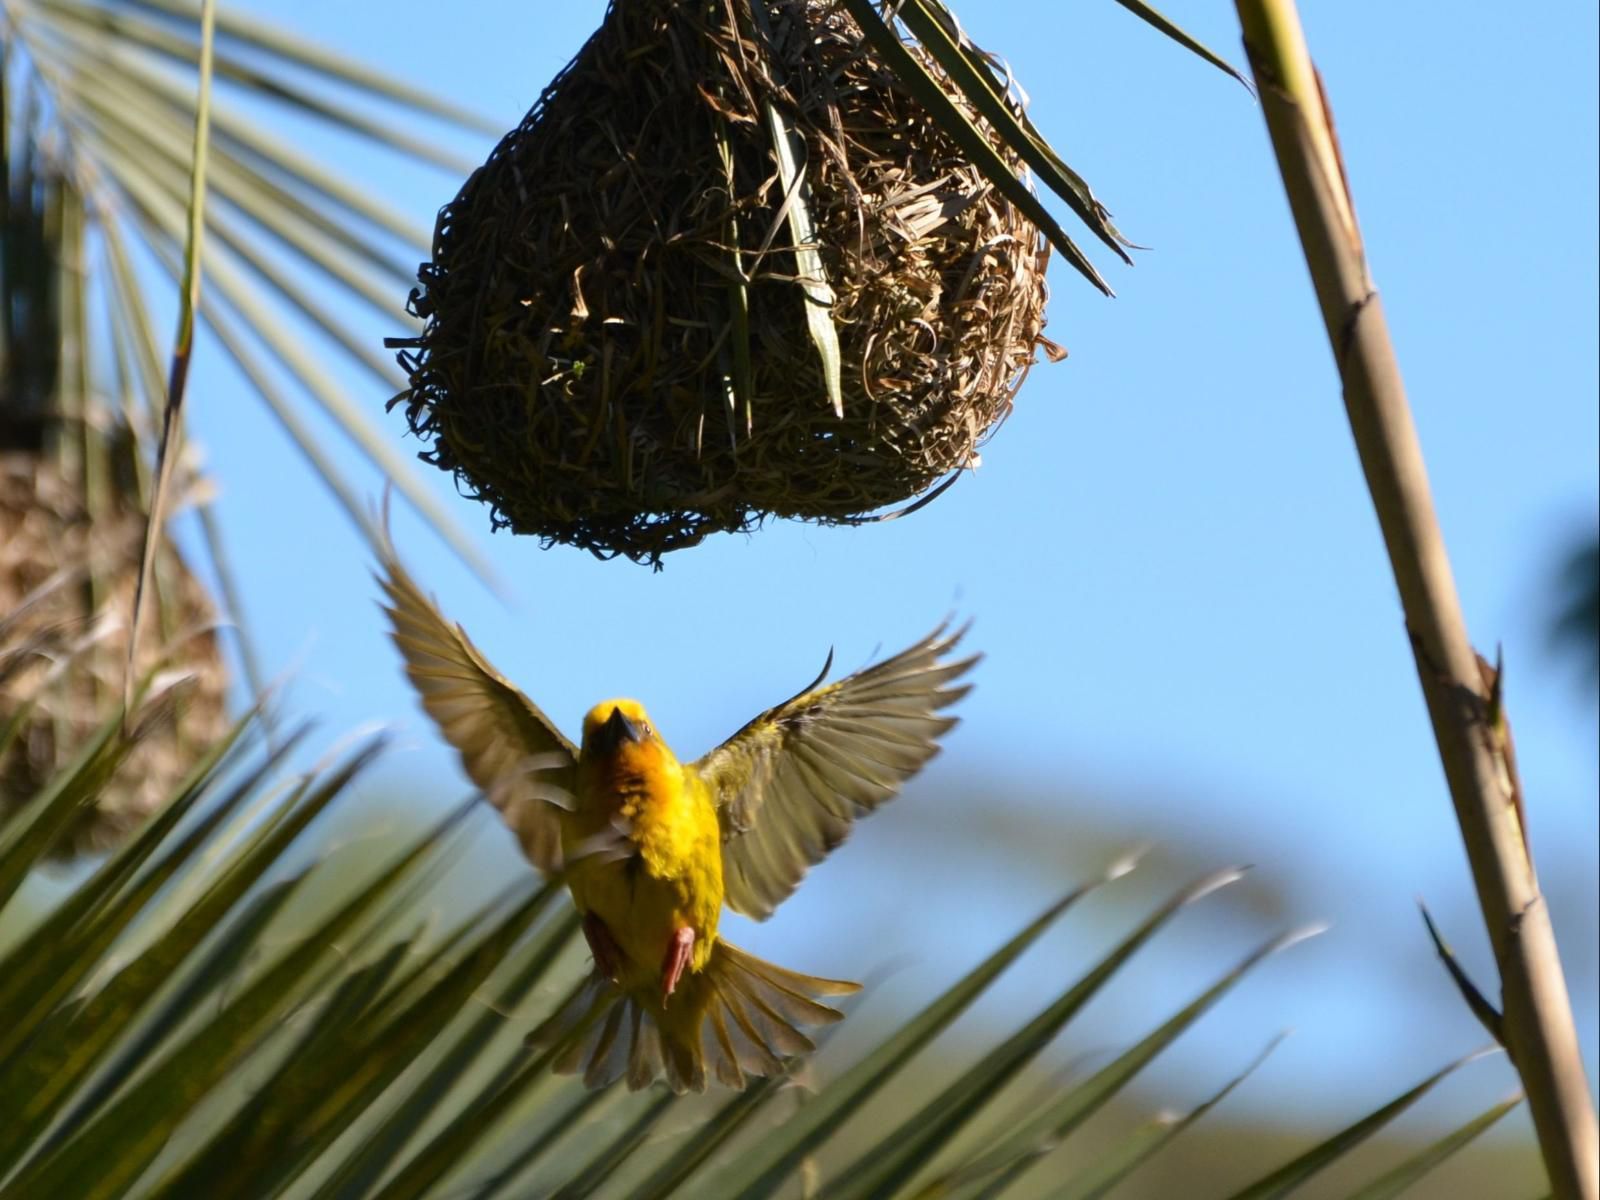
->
<box><xmin>169</xmin><ymin>0</ymin><xmax>1596</xmax><ymax>1150</ymax></box>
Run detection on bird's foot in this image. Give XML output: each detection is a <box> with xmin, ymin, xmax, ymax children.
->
<box><xmin>661</xmin><ymin>927</ymin><xmax>695</xmax><ymax>1001</ymax></box>
<box><xmin>582</xmin><ymin>913</ymin><xmax>623</xmax><ymax>984</ymax></box>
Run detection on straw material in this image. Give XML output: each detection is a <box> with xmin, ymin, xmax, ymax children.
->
<box><xmin>395</xmin><ymin>0</ymin><xmax>1058</xmax><ymax>564</ymax></box>
<box><xmin>0</xmin><ymin>448</ymin><xmax>229</xmax><ymax>859</ymax></box>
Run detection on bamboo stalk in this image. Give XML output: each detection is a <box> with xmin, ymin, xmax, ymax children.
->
<box><xmin>1232</xmin><ymin>3</ymin><xmax>1598</xmax><ymax>1196</ymax></box>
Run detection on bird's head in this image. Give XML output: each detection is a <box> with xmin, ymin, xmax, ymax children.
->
<box><xmin>581</xmin><ymin>698</ymin><xmax>657</xmax><ymax>759</ymax></box>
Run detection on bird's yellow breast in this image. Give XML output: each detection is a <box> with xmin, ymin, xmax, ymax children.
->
<box><xmin>562</xmin><ymin>733</ymin><xmax>722</xmax><ymax>989</ymax></box>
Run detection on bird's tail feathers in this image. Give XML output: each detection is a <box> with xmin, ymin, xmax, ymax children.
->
<box><xmin>530</xmin><ymin>941</ymin><xmax>858</xmax><ymax>1093</ymax></box>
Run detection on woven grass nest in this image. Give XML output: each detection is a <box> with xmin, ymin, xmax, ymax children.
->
<box><xmin>0</xmin><ymin>448</ymin><xmax>229</xmax><ymax>860</ymax></box>
<box><xmin>394</xmin><ymin>0</ymin><xmax>1061</xmax><ymax>565</ymax></box>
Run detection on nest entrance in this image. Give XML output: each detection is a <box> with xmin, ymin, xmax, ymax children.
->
<box><xmin>395</xmin><ymin>0</ymin><xmax>1057</xmax><ymax>564</ymax></box>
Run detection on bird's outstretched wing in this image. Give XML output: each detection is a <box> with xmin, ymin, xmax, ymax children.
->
<box><xmin>693</xmin><ymin>623</ymin><xmax>977</xmax><ymax>920</ymax></box>
<box><xmin>377</xmin><ymin>546</ymin><xmax>577</xmax><ymax>872</ymax></box>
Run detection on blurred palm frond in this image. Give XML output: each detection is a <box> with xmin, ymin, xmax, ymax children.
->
<box><xmin>844</xmin><ymin>0</ymin><xmax>1246</xmax><ymax>293</ymax></box>
<box><xmin>0</xmin><ymin>612</ymin><xmax>1524</xmax><ymax>1197</ymax></box>
<box><xmin>2</xmin><ymin>0</ymin><xmax>496</xmax><ymax>584</ymax></box>
<box><xmin>0</xmin><ymin>0</ymin><xmax>507</xmax><ymax>854</ymax></box>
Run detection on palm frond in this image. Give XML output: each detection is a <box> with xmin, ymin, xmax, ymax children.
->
<box><xmin>835</xmin><ymin>0</ymin><xmax>1246</xmax><ymax>295</ymax></box>
<box><xmin>3</xmin><ymin>0</ymin><xmax>495</xmax><ymax>586</ymax></box>
<box><xmin>0</xmin><ymin>653</ymin><xmax>1527</xmax><ymax>1200</ymax></box>
<box><xmin>1345</xmin><ymin>1093</ymin><xmax>1525</xmax><ymax>1200</ymax></box>
<box><xmin>1221</xmin><ymin>1051</ymin><xmax>1503</xmax><ymax>1200</ymax></box>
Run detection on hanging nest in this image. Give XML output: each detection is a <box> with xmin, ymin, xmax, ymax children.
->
<box><xmin>0</xmin><ymin>443</ymin><xmax>230</xmax><ymax>860</ymax></box>
<box><xmin>394</xmin><ymin>0</ymin><xmax>1060</xmax><ymax>565</ymax></box>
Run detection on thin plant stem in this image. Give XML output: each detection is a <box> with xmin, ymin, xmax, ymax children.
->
<box><xmin>1232</xmin><ymin>3</ymin><xmax>1598</xmax><ymax>1196</ymax></box>
<box><xmin>125</xmin><ymin>0</ymin><xmax>214</xmax><ymax>712</ymax></box>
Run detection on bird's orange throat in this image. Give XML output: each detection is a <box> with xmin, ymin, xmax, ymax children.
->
<box><xmin>585</xmin><ymin>741</ymin><xmax>683</xmax><ymax>825</ymax></box>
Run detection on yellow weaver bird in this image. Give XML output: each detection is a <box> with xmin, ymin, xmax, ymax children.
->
<box><xmin>378</xmin><ymin>547</ymin><xmax>976</xmax><ymax>1093</ymax></box>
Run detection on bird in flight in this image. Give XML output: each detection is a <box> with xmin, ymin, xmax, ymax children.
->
<box><xmin>378</xmin><ymin>546</ymin><xmax>976</xmax><ymax>1092</ymax></box>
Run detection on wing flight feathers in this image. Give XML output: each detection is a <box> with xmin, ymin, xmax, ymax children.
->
<box><xmin>377</xmin><ymin>544</ymin><xmax>576</xmax><ymax>872</ymax></box>
<box><xmin>695</xmin><ymin>623</ymin><xmax>977</xmax><ymax>920</ymax></box>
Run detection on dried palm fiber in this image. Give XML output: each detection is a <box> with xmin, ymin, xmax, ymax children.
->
<box><xmin>0</xmin><ymin>434</ymin><xmax>230</xmax><ymax>859</ymax></box>
<box><xmin>394</xmin><ymin>0</ymin><xmax>1059</xmax><ymax>565</ymax></box>
<box><xmin>0</xmin><ymin>128</ymin><xmax>229</xmax><ymax>858</ymax></box>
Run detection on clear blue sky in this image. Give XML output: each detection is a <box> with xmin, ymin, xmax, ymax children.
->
<box><xmin>178</xmin><ymin>0</ymin><xmax>1596</xmax><ymax>1147</ymax></box>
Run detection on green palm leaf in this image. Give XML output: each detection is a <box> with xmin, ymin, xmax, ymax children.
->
<box><xmin>1345</xmin><ymin>1093</ymin><xmax>1524</xmax><ymax>1200</ymax></box>
<box><xmin>3</xmin><ymin>0</ymin><xmax>496</xmax><ymax>597</ymax></box>
<box><xmin>835</xmin><ymin>0</ymin><xmax>1245</xmax><ymax>296</ymax></box>
<box><xmin>1222</xmin><ymin>1051</ymin><xmax>1503</xmax><ymax>1200</ymax></box>
<box><xmin>0</xmin><ymin>581</ymin><xmax>1531</xmax><ymax>1198</ymax></box>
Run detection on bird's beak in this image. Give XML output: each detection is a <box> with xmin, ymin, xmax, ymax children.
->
<box><xmin>594</xmin><ymin>706</ymin><xmax>643</xmax><ymax>754</ymax></box>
